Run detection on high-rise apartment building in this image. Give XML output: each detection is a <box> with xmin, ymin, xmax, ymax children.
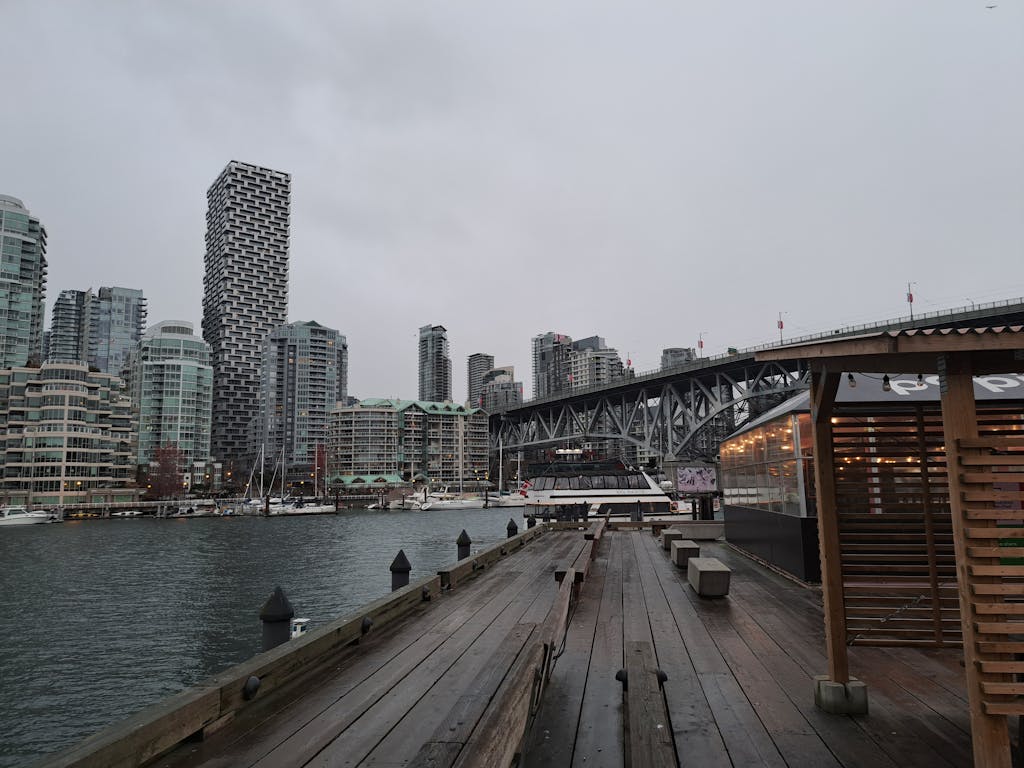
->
<box><xmin>202</xmin><ymin>161</ymin><xmax>290</xmax><ymax>469</ymax></box>
<box><xmin>0</xmin><ymin>195</ymin><xmax>47</xmax><ymax>368</ymax></box>
<box><xmin>48</xmin><ymin>286</ymin><xmax>147</xmax><ymax>373</ymax></box>
<box><xmin>418</xmin><ymin>324</ymin><xmax>451</xmax><ymax>402</ymax></box>
<box><xmin>0</xmin><ymin>361</ymin><xmax>136</xmax><ymax>507</ymax></box>
<box><xmin>129</xmin><ymin>321</ymin><xmax>213</xmax><ymax>467</ymax></box>
<box><xmin>479</xmin><ymin>366</ymin><xmax>523</xmax><ymax>413</ymax></box>
<box><xmin>254</xmin><ymin>321</ymin><xmax>347</xmax><ymax>471</ymax></box>
<box><xmin>568</xmin><ymin>347</ymin><xmax>625</xmax><ymax>389</ymax></box>
<box><xmin>531</xmin><ymin>332</ymin><xmax>573</xmax><ymax>399</ymax></box>
<box><xmin>90</xmin><ymin>287</ymin><xmax>147</xmax><ymax>374</ymax></box>
<box><xmin>49</xmin><ymin>289</ymin><xmax>90</xmax><ymax>362</ymax></box>
<box><xmin>467</xmin><ymin>352</ymin><xmax>494</xmax><ymax>407</ymax></box>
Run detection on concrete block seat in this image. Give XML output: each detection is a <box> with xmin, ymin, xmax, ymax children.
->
<box><xmin>688</xmin><ymin>557</ymin><xmax>731</xmax><ymax>597</ymax></box>
<box><xmin>661</xmin><ymin>529</ymin><xmax>688</xmax><ymax>551</ymax></box>
<box><xmin>670</xmin><ymin>539</ymin><xmax>700</xmax><ymax>568</ymax></box>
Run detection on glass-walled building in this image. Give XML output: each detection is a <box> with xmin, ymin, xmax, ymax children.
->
<box><xmin>720</xmin><ymin>373</ymin><xmax>1024</xmax><ymax>583</ymax></box>
<box><xmin>719</xmin><ymin>395</ymin><xmax>818</xmax><ymax>580</ymax></box>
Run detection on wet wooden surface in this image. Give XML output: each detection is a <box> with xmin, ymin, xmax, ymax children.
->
<box><xmin>158</xmin><ymin>529</ymin><xmax>978</xmax><ymax>767</ymax></box>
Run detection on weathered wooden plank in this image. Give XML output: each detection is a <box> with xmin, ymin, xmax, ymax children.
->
<box><xmin>453</xmin><ymin>641</ymin><xmax>547</xmax><ymax>768</ymax></box>
<box><xmin>965</xmin><ymin>510</ymin><xmax>1024</xmax><ymax>520</ymax></box>
<box><xmin>630</xmin><ymin>535</ymin><xmax>732</xmax><ymax>768</ymax></box>
<box><xmin>407</xmin><ymin>623</ymin><xmax>538</xmax><ymax>768</ymax></box>
<box><xmin>970</xmin><ymin>565</ymin><xmax>1024</xmax><ymax>577</ymax></box>
<box><xmin>524</xmin><ymin>543</ymin><xmax>609</xmax><ymax>768</ymax></box>
<box><xmin>38</xmin><ymin>686</ymin><xmax>220</xmax><ymax>768</ymax></box>
<box><xmin>570</xmin><ymin>532</ymin><xmax>625</xmax><ymax>768</ymax></box>
<box><xmin>262</xmin><ymin>538</ymin><xmax>576</xmax><ymax>768</ymax></box>
<box><xmin>959</xmin><ymin>437</ymin><xmax>1024</xmax><ymax>450</ymax></box>
<box><xmin>960</xmin><ymin>454</ymin><xmax>1024</xmax><ymax>466</ymax></box>
<box><xmin>623</xmin><ymin>641</ymin><xmax>675</xmax><ymax>768</ymax></box>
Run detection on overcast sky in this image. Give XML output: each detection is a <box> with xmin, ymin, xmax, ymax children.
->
<box><xmin>3</xmin><ymin>1</ymin><xmax>1022</xmax><ymax>401</ymax></box>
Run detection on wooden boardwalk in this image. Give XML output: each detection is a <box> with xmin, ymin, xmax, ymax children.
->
<box><xmin>153</xmin><ymin>529</ymin><xmax>975</xmax><ymax>768</ymax></box>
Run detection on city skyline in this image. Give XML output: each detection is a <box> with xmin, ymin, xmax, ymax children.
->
<box><xmin>3</xmin><ymin>2</ymin><xmax>1021</xmax><ymax>403</ymax></box>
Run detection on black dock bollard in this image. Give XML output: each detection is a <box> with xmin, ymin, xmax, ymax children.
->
<box><xmin>507</xmin><ymin>518</ymin><xmax>518</xmax><ymax>538</ymax></box>
<box><xmin>390</xmin><ymin>549</ymin><xmax>411</xmax><ymax>591</ymax></box>
<box><xmin>457</xmin><ymin>529</ymin><xmax>472</xmax><ymax>560</ymax></box>
<box><xmin>526</xmin><ymin>514</ymin><xmax>536</xmax><ymax>529</ymax></box>
<box><xmin>260</xmin><ymin>586</ymin><xmax>294</xmax><ymax>652</ymax></box>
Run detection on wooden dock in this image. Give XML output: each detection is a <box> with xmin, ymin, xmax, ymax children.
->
<box><xmin>115</xmin><ymin>527</ymin><xmax>971</xmax><ymax>768</ymax></box>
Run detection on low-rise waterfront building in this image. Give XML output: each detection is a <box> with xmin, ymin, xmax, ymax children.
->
<box><xmin>0</xmin><ymin>361</ymin><xmax>138</xmax><ymax>507</ymax></box>
<box><xmin>329</xmin><ymin>398</ymin><xmax>487</xmax><ymax>486</ymax></box>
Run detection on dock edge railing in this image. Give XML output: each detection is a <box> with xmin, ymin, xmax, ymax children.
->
<box><xmin>34</xmin><ymin>524</ymin><xmax>550</xmax><ymax>768</ymax></box>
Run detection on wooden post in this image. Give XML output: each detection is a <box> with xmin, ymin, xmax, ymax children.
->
<box><xmin>457</xmin><ymin>529</ymin><xmax>472</xmax><ymax>560</ymax></box>
<box><xmin>390</xmin><ymin>550</ymin><xmax>412</xmax><ymax>591</ymax></box>
<box><xmin>938</xmin><ymin>353</ymin><xmax>1011</xmax><ymax>768</ymax></box>
<box><xmin>259</xmin><ymin>586</ymin><xmax>294</xmax><ymax>651</ymax></box>
<box><xmin>809</xmin><ymin>368</ymin><xmax>848</xmax><ymax>683</ymax></box>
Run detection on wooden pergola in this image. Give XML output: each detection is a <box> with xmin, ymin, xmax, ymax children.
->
<box><xmin>758</xmin><ymin>325</ymin><xmax>1024</xmax><ymax>767</ymax></box>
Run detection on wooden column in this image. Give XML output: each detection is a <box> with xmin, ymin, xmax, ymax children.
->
<box><xmin>938</xmin><ymin>353</ymin><xmax>1011</xmax><ymax>768</ymax></box>
<box><xmin>810</xmin><ymin>368</ymin><xmax>848</xmax><ymax>683</ymax></box>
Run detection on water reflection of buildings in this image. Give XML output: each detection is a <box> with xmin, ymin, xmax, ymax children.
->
<box><xmin>719</xmin><ymin>373</ymin><xmax>1024</xmax><ymax>582</ymax></box>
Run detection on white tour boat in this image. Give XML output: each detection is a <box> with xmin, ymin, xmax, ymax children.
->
<box><xmin>522</xmin><ymin>460</ymin><xmax>672</xmax><ymax>518</ymax></box>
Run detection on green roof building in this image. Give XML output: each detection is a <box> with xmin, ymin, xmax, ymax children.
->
<box><xmin>329</xmin><ymin>399</ymin><xmax>487</xmax><ymax>486</ymax></box>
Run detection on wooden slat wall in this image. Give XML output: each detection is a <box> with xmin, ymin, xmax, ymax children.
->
<box><xmin>833</xmin><ymin>405</ymin><xmax>1024</xmax><ymax>648</ymax></box>
<box><xmin>955</xmin><ymin>434</ymin><xmax>1024</xmax><ymax>717</ymax></box>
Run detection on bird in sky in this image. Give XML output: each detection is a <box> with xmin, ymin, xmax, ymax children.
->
<box><xmin>986</xmin><ymin>4</ymin><xmax>997</xmax><ymax>8</ymax></box>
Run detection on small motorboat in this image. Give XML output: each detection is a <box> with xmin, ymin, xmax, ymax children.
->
<box><xmin>0</xmin><ymin>506</ymin><xmax>52</xmax><ymax>526</ymax></box>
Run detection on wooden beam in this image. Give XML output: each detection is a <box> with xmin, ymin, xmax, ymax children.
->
<box><xmin>623</xmin><ymin>641</ymin><xmax>676</xmax><ymax>768</ymax></box>
<box><xmin>758</xmin><ymin>327</ymin><xmax>1024</xmax><ymax>364</ymax></box>
<box><xmin>809</xmin><ymin>368</ymin><xmax>848</xmax><ymax>683</ymax></box>
<box><xmin>939</xmin><ymin>353</ymin><xmax>1011</xmax><ymax>768</ymax></box>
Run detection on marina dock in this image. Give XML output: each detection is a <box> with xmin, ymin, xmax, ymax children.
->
<box><xmin>43</xmin><ymin>522</ymin><xmax>975</xmax><ymax>768</ymax></box>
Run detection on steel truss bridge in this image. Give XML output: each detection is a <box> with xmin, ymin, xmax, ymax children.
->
<box><xmin>491</xmin><ymin>298</ymin><xmax>1024</xmax><ymax>461</ymax></box>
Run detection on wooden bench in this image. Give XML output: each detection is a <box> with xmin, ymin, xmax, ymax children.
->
<box><xmin>687</xmin><ymin>557</ymin><xmax>731</xmax><ymax>597</ymax></box>
<box><xmin>410</xmin><ymin>568</ymin><xmax>576</xmax><ymax>768</ymax></box>
<box><xmin>670</xmin><ymin>539</ymin><xmax>699</xmax><ymax>568</ymax></box>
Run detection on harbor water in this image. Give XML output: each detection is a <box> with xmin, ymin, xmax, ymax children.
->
<box><xmin>0</xmin><ymin>506</ymin><xmax>525</xmax><ymax>766</ymax></box>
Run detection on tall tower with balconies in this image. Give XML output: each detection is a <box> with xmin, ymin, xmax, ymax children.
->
<box><xmin>418</xmin><ymin>324</ymin><xmax>451</xmax><ymax>402</ymax></box>
<box><xmin>202</xmin><ymin>161</ymin><xmax>290</xmax><ymax>468</ymax></box>
<box><xmin>0</xmin><ymin>195</ymin><xmax>47</xmax><ymax>368</ymax></box>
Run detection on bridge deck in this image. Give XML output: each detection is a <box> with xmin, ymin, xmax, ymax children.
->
<box><xmin>155</xmin><ymin>530</ymin><xmax>976</xmax><ymax>767</ymax></box>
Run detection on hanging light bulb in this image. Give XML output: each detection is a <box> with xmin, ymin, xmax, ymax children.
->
<box><xmin>882</xmin><ymin>374</ymin><xmax>891</xmax><ymax>392</ymax></box>
<box><xmin>847</xmin><ymin>373</ymin><xmax>856</xmax><ymax>388</ymax></box>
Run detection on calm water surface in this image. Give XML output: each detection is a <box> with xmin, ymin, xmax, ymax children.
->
<box><xmin>0</xmin><ymin>507</ymin><xmax>525</xmax><ymax>766</ymax></box>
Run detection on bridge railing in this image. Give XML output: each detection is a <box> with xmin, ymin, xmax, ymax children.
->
<box><xmin>499</xmin><ymin>297</ymin><xmax>1024</xmax><ymax>413</ymax></box>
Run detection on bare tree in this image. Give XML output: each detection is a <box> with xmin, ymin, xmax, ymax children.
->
<box><xmin>149</xmin><ymin>443</ymin><xmax>184</xmax><ymax>500</ymax></box>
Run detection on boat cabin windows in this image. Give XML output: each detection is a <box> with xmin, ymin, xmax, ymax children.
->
<box><xmin>530</xmin><ymin>473</ymin><xmax>651</xmax><ymax>491</ymax></box>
